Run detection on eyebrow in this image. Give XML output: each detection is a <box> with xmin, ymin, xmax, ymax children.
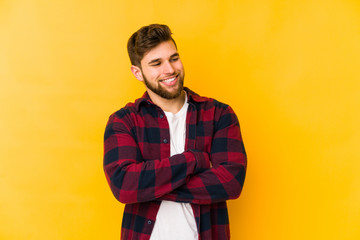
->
<box><xmin>147</xmin><ymin>53</ymin><xmax>180</xmax><ymax>65</ymax></box>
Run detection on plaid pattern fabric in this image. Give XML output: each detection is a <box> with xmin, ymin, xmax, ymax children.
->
<box><xmin>104</xmin><ymin>88</ymin><xmax>247</xmax><ymax>240</ymax></box>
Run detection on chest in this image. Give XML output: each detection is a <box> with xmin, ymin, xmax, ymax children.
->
<box><xmin>132</xmin><ymin>105</ymin><xmax>215</xmax><ymax>161</ymax></box>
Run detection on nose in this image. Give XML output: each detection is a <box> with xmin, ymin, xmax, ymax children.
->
<box><xmin>163</xmin><ymin>61</ymin><xmax>175</xmax><ymax>75</ymax></box>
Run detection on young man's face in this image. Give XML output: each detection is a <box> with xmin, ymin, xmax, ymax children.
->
<box><xmin>133</xmin><ymin>40</ymin><xmax>185</xmax><ymax>100</ymax></box>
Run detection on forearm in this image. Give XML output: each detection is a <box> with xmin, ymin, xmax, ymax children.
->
<box><xmin>159</xmin><ymin>152</ymin><xmax>246</xmax><ymax>204</ymax></box>
<box><xmin>103</xmin><ymin>124</ymin><xmax>211</xmax><ymax>204</ymax></box>
<box><xmin>160</xmin><ymin>106</ymin><xmax>247</xmax><ymax>204</ymax></box>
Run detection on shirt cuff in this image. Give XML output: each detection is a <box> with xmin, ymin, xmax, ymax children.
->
<box><xmin>189</xmin><ymin>150</ymin><xmax>211</xmax><ymax>171</ymax></box>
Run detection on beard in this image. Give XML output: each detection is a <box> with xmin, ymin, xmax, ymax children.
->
<box><xmin>142</xmin><ymin>73</ymin><xmax>184</xmax><ymax>100</ymax></box>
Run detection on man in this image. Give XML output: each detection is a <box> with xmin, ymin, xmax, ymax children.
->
<box><xmin>103</xmin><ymin>24</ymin><xmax>247</xmax><ymax>240</ymax></box>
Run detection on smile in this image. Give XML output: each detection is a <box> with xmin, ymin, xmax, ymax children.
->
<box><xmin>160</xmin><ymin>75</ymin><xmax>178</xmax><ymax>86</ymax></box>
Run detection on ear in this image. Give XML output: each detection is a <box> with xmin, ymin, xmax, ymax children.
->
<box><xmin>131</xmin><ymin>65</ymin><xmax>144</xmax><ymax>82</ymax></box>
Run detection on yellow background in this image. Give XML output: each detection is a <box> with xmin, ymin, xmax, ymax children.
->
<box><xmin>1</xmin><ymin>0</ymin><xmax>359</xmax><ymax>239</ymax></box>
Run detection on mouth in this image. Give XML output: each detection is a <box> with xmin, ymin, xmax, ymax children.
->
<box><xmin>160</xmin><ymin>75</ymin><xmax>178</xmax><ymax>86</ymax></box>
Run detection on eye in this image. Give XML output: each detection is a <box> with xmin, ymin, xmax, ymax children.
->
<box><xmin>170</xmin><ymin>57</ymin><xmax>179</xmax><ymax>62</ymax></box>
<box><xmin>150</xmin><ymin>62</ymin><xmax>161</xmax><ymax>66</ymax></box>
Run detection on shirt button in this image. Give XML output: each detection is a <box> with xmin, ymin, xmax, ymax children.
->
<box><xmin>159</xmin><ymin>114</ymin><xmax>164</xmax><ymax>119</ymax></box>
<box><xmin>148</xmin><ymin>220</ymin><xmax>152</xmax><ymax>224</ymax></box>
<box><xmin>163</xmin><ymin>138</ymin><xmax>168</xmax><ymax>144</ymax></box>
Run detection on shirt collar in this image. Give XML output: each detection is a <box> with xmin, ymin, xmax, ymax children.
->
<box><xmin>134</xmin><ymin>87</ymin><xmax>208</xmax><ymax>112</ymax></box>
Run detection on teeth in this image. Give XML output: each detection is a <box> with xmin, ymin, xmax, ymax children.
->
<box><xmin>162</xmin><ymin>77</ymin><xmax>176</xmax><ymax>83</ymax></box>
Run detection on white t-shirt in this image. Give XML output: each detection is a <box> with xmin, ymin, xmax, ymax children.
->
<box><xmin>150</xmin><ymin>93</ymin><xmax>198</xmax><ymax>240</ymax></box>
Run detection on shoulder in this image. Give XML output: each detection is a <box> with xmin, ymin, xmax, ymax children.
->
<box><xmin>187</xmin><ymin>88</ymin><xmax>231</xmax><ymax>112</ymax></box>
<box><xmin>187</xmin><ymin>88</ymin><xmax>238</xmax><ymax>128</ymax></box>
<box><xmin>109</xmin><ymin>94</ymin><xmax>148</xmax><ymax>119</ymax></box>
<box><xmin>106</xmin><ymin>96</ymin><xmax>145</xmax><ymax>130</ymax></box>
<box><xmin>108</xmin><ymin>103</ymin><xmax>135</xmax><ymax>122</ymax></box>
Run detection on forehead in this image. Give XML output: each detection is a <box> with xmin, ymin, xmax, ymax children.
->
<box><xmin>141</xmin><ymin>40</ymin><xmax>178</xmax><ymax>63</ymax></box>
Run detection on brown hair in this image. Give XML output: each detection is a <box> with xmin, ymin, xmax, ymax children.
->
<box><xmin>127</xmin><ymin>24</ymin><xmax>177</xmax><ymax>67</ymax></box>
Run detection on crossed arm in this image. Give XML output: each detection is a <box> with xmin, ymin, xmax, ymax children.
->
<box><xmin>103</xmin><ymin>106</ymin><xmax>247</xmax><ymax>204</ymax></box>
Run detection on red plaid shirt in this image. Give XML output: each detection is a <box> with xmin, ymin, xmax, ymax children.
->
<box><xmin>104</xmin><ymin>88</ymin><xmax>247</xmax><ymax>240</ymax></box>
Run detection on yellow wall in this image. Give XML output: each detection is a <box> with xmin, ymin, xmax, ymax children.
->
<box><xmin>1</xmin><ymin>0</ymin><xmax>359</xmax><ymax>239</ymax></box>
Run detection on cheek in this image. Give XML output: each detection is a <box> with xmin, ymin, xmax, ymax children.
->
<box><xmin>150</xmin><ymin>71</ymin><xmax>162</xmax><ymax>80</ymax></box>
<box><xmin>175</xmin><ymin>62</ymin><xmax>184</xmax><ymax>72</ymax></box>
<box><xmin>142</xmin><ymin>69</ymin><xmax>159</xmax><ymax>80</ymax></box>
<box><xmin>179</xmin><ymin>61</ymin><xmax>185</xmax><ymax>70</ymax></box>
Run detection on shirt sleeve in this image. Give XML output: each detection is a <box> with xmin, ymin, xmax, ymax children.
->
<box><xmin>160</xmin><ymin>105</ymin><xmax>247</xmax><ymax>204</ymax></box>
<box><xmin>103</xmin><ymin>111</ymin><xmax>211</xmax><ymax>204</ymax></box>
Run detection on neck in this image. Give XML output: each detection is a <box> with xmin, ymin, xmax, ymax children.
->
<box><xmin>147</xmin><ymin>90</ymin><xmax>186</xmax><ymax>114</ymax></box>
